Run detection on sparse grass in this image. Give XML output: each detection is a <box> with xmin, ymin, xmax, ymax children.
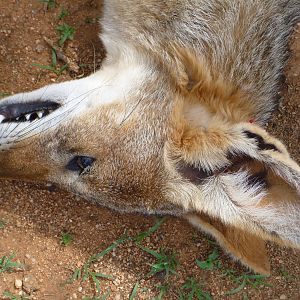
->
<box><xmin>129</xmin><ymin>282</ymin><xmax>139</xmax><ymax>300</ymax></box>
<box><xmin>195</xmin><ymin>249</ymin><xmax>271</xmax><ymax>297</ymax></box>
<box><xmin>153</xmin><ymin>284</ymin><xmax>169</xmax><ymax>300</ymax></box>
<box><xmin>279</xmin><ymin>267</ymin><xmax>297</xmax><ymax>282</ymax></box>
<box><xmin>196</xmin><ymin>248</ymin><xmax>221</xmax><ymax>270</ymax></box>
<box><xmin>222</xmin><ymin>269</ymin><xmax>271</xmax><ymax>295</ymax></box>
<box><xmin>40</xmin><ymin>0</ymin><xmax>56</xmax><ymax>9</ymax></box>
<box><xmin>138</xmin><ymin>245</ymin><xmax>179</xmax><ymax>278</ymax></box>
<box><xmin>67</xmin><ymin>236</ymin><xmax>129</xmax><ymax>297</ymax></box>
<box><xmin>61</xmin><ymin>232</ymin><xmax>73</xmax><ymax>246</ymax></box>
<box><xmin>3</xmin><ymin>291</ymin><xmax>29</xmax><ymax>300</ymax></box>
<box><xmin>0</xmin><ymin>92</ymin><xmax>10</xmax><ymax>99</ymax></box>
<box><xmin>0</xmin><ymin>253</ymin><xmax>24</xmax><ymax>274</ymax></box>
<box><xmin>57</xmin><ymin>23</ymin><xmax>75</xmax><ymax>46</ymax></box>
<box><xmin>177</xmin><ymin>277</ymin><xmax>212</xmax><ymax>300</ymax></box>
<box><xmin>32</xmin><ymin>48</ymin><xmax>68</xmax><ymax>76</ymax></box>
<box><xmin>58</xmin><ymin>8</ymin><xmax>69</xmax><ymax>20</ymax></box>
<box><xmin>0</xmin><ymin>218</ymin><xmax>6</xmax><ymax>229</ymax></box>
<box><xmin>134</xmin><ymin>218</ymin><xmax>177</xmax><ymax>279</ymax></box>
<box><xmin>134</xmin><ymin>217</ymin><xmax>166</xmax><ymax>243</ymax></box>
<box><xmin>66</xmin><ymin>219</ymin><xmax>167</xmax><ymax>298</ymax></box>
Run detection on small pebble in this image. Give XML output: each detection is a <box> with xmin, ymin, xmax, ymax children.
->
<box><xmin>15</xmin><ymin>279</ymin><xmax>22</xmax><ymax>289</ymax></box>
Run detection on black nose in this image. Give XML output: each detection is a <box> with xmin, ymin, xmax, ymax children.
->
<box><xmin>66</xmin><ymin>156</ymin><xmax>96</xmax><ymax>174</ymax></box>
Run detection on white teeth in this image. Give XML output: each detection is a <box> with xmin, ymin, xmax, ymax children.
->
<box><xmin>16</xmin><ymin>117</ymin><xmax>20</xmax><ymax>121</ymax></box>
<box><xmin>25</xmin><ymin>114</ymin><xmax>31</xmax><ymax>121</ymax></box>
<box><xmin>0</xmin><ymin>115</ymin><xmax>4</xmax><ymax>123</ymax></box>
<box><xmin>37</xmin><ymin>111</ymin><xmax>43</xmax><ymax>118</ymax></box>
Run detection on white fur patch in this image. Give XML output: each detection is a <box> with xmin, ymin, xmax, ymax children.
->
<box><xmin>184</xmin><ymin>102</ymin><xmax>213</xmax><ymax>128</ymax></box>
<box><xmin>0</xmin><ymin>59</ymin><xmax>150</xmax><ymax>149</ymax></box>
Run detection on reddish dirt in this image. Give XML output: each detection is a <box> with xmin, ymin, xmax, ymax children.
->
<box><xmin>0</xmin><ymin>1</ymin><xmax>299</xmax><ymax>300</ymax></box>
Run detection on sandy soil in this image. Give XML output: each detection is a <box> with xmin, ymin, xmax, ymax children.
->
<box><xmin>0</xmin><ymin>1</ymin><xmax>299</xmax><ymax>299</ymax></box>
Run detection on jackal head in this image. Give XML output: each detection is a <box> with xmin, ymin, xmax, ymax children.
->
<box><xmin>0</xmin><ymin>51</ymin><xmax>299</xmax><ymax>274</ymax></box>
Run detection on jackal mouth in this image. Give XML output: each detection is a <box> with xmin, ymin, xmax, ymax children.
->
<box><xmin>0</xmin><ymin>101</ymin><xmax>60</xmax><ymax>124</ymax></box>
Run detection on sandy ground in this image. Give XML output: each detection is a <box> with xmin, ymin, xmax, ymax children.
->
<box><xmin>0</xmin><ymin>1</ymin><xmax>299</xmax><ymax>299</ymax></box>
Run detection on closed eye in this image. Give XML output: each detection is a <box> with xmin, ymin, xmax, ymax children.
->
<box><xmin>66</xmin><ymin>155</ymin><xmax>96</xmax><ymax>175</ymax></box>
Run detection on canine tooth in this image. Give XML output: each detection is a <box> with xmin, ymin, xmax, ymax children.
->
<box><xmin>25</xmin><ymin>114</ymin><xmax>31</xmax><ymax>121</ymax></box>
<box><xmin>0</xmin><ymin>115</ymin><xmax>4</xmax><ymax>123</ymax></box>
<box><xmin>37</xmin><ymin>111</ymin><xmax>43</xmax><ymax>118</ymax></box>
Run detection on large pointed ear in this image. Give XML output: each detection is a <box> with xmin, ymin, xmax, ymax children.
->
<box><xmin>169</xmin><ymin>121</ymin><xmax>300</xmax><ymax>249</ymax></box>
<box><xmin>185</xmin><ymin>212</ymin><xmax>270</xmax><ymax>275</ymax></box>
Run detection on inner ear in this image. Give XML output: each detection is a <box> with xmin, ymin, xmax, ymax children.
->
<box><xmin>177</xmin><ymin>155</ymin><xmax>268</xmax><ymax>189</ymax></box>
<box><xmin>177</xmin><ymin>160</ymin><xmax>213</xmax><ymax>184</ymax></box>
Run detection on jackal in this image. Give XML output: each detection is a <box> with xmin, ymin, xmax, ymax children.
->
<box><xmin>0</xmin><ymin>0</ymin><xmax>299</xmax><ymax>274</ymax></box>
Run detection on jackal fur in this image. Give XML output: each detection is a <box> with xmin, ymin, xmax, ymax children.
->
<box><xmin>0</xmin><ymin>0</ymin><xmax>300</xmax><ymax>274</ymax></box>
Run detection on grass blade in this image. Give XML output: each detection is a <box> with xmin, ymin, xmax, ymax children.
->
<box><xmin>129</xmin><ymin>282</ymin><xmax>139</xmax><ymax>300</ymax></box>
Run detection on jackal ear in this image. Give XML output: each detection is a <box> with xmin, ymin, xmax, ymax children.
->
<box><xmin>185</xmin><ymin>212</ymin><xmax>270</xmax><ymax>275</ymax></box>
<box><xmin>173</xmin><ymin>123</ymin><xmax>300</xmax><ymax>248</ymax></box>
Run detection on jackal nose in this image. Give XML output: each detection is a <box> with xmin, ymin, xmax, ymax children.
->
<box><xmin>0</xmin><ymin>101</ymin><xmax>60</xmax><ymax>123</ymax></box>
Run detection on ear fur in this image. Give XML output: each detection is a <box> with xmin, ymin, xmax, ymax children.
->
<box><xmin>171</xmin><ymin>121</ymin><xmax>300</xmax><ymax>247</ymax></box>
<box><xmin>168</xmin><ymin>49</ymin><xmax>300</xmax><ymax>254</ymax></box>
<box><xmin>168</xmin><ymin>46</ymin><xmax>300</xmax><ymax>273</ymax></box>
<box><xmin>186</xmin><ymin>212</ymin><xmax>270</xmax><ymax>275</ymax></box>
<box><xmin>172</xmin><ymin>47</ymin><xmax>257</xmax><ymax>124</ymax></box>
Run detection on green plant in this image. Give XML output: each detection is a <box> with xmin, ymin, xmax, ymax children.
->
<box><xmin>67</xmin><ymin>236</ymin><xmax>129</xmax><ymax>297</ymax></box>
<box><xmin>0</xmin><ymin>254</ymin><xmax>24</xmax><ymax>273</ymax></box>
<box><xmin>66</xmin><ymin>220</ymin><xmax>167</xmax><ymax>298</ymax></box>
<box><xmin>223</xmin><ymin>270</ymin><xmax>271</xmax><ymax>295</ymax></box>
<box><xmin>0</xmin><ymin>92</ymin><xmax>10</xmax><ymax>98</ymax></box>
<box><xmin>3</xmin><ymin>291</ymin><xmax>29</xmax><ymax>300</ymax></box>
<box><xmin>58</xmin><ymin>8</ymin><xmax>69</xmax><ymax>20</ymax></box>
<box><xmin>177</xmin><ymin>278</ymin><xmax>212</xmax><ymax>300</ymax></box>
<box><xmin>32</xmin><ymin>48</ymin><xmax>68</xmax><ymax>76</ymax></box>
<box><xmin>138</xmin><ymin>245</ymin><xmax>179</xmax><ymax>278</ymax></box>
<box><xmin>57</xmin><ymin>23</ymin><xmax>75</xmax><ymax>46</ymax></box>
<box><xmin>279</xmin><ymin>267</ymin><xmax>296</xmax><ymax>282</ymax></box>
<box><xmin>196</xmin><ymin>249</ymin><xmax>221</xmax><ymax>270</ymax></box>
<box><xmin>40</xmin><ymin>0</ymin><xmax>56</xmax><ymax>9</ymax></box>
<box><xmin>0</xmin><ymin>218</ymin><xmax>6</xmax><ymax>229</ymax></box>
<box><xmin>129</xmin><ymin>282</ymin><xmax>139</xmax><ymax>300</ymax></box>
<box><xmin>153</xmin><ymin>284</ymin><xmax>169</xmax><ymax>300</ymax></box>
<box><xmin>61</xmin><ymin>232</ymin><xmax>73</xmax><ymax>246</ymax></box>
<box><xmin>134</xmin><ymin>217</ymin><xmax>166</xmax><ymax>243</ymax></box>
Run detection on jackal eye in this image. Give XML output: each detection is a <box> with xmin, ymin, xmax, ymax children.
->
<box><xmin>66</xmin><ymin>156</ymin><xmax>96</xmax><ymax>174</ymax></box>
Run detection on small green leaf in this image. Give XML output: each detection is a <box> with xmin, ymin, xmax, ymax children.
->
<box><xmin>129</xmin><ymin>282</ymin><xmax>139</xmax><ymax>300</ymax></box>
<box><xmin>58</xmin><ymin>8</ymin><xmax>69</xmax><ymax>20</ymax></box>
<box><xmin>226</xmin><ymin>279</ymin><xmax>247</xmax><ymax>295</ymax></box>
<box><xmin>51</xmin><ymin>48</ymin><xmax>57</xmax><ymax>67</ymax></box>
<box><xmin>135</xmin><ymin>217</ymin><xmax>165</xmax><ymax>243</ymax></box>
<box><xmin>61</xmin><ymin>232</ymin><xmax>73</xmax><ymax>246</ymax></box>
<box><xmin>57</xmin><ymin>23</ymin><xmax>75</xmax><ymax>46</ymax></box>
<box><xmin>32</xmin><ymin>63</ymin><xmax>55</xmax><ymax>71</ymax></box>
<box><xmin>101</xmin><ymin>291</ymin><xmax>110</xmax><ymax>300</ymax></box>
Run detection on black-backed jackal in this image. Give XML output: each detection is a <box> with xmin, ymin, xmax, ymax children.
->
<box><xmin>0</xmin><ymin>0</ymin><xmax>300</xmax><ymax>274</ymax></box>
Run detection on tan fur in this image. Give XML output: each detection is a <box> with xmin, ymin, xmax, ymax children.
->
<box><xmin>186</xmin><ymin>213</ymin><xmax>270</xmax><ymax>275</ymax></box>
<box><xmin>0</xmin><ymin>0</ymin><xmax>299</xmax><ymax>274</ymax></box>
